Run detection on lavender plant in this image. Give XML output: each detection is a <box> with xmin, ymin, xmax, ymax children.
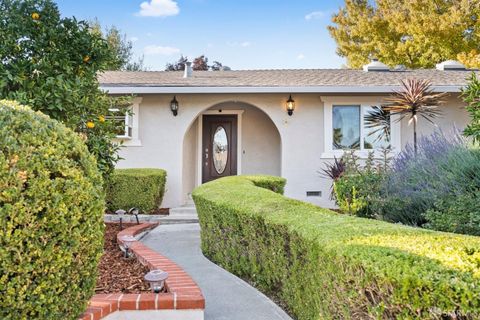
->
<box><xmin>377</xmin><ymin>129</ymin><xmax>480</xmax><ymax>227</ymax></box>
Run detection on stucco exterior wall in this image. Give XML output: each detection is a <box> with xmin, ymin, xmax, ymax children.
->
<box><xmin>207</xmin><ymin>102</ymin><xmax>281</xmax><ymax>176</ymax></box>
<box><xmin>116</xmin><ymin>92</ymin><xmax>469</xmax><ymax>209</ymax></box>
<box><xmin>400</xmin><ymin>94</ymin><xmax>469</xmax><ymax>148</ymax></box>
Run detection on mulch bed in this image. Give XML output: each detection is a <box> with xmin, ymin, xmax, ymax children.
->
<box><xmin>95</xmin><ymin>223</ymin><xmax>151</xmax><ymax>294</ymax></box>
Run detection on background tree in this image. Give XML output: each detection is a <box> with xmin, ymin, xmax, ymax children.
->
<box><xmin>90</xmin><ymin>19</ymin><xmax>146</xmax><ymax>71</ymax></box>
<box><xmin>329</xmin><ymin>0</ymin><xmax>480</xmax><ymax>69</ymax></box>
<box><xmin>165</xmin><ymin>54</ymin><xmax>229</xmax><ymax>71</ymax></box>
<box><xmin>0</xmin><ymin>0</ymin><xmax>130</xmax><ymax>178</ymax></box>
<box><xmin>193</xmin><ymin>55</ymin><xmax>209</xmax><ymax>71</ymax></box>
<box><xmin>462</xmin><ymin>73</ymin><xmax>480</xmax><ymax>144</ymax></box>
<box><xmin>165</xmin><ymin>55</ymin><xmax>188</xmax><ymax>71</ymax></box>
<box><xmin>211</xmin><ymin>60</ymin><xmax>226</xmax><ymax>71</ymax></box>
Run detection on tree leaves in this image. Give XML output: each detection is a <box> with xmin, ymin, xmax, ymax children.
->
<box><xmin>329</xmin><ymin>0</ymin><xmax>480</xmax><ymax>68</ymax></box>
<box><xmin>462</xmin><ymin>73</ymin><xmax>480</xmax><ymax>144</ymax></box>
<box><xmin>0</xmin><ymin>0</ymin><xmax>131</xmax><ymax>178</ymax></box>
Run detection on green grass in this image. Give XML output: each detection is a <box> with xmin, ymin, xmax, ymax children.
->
<box><xmin>193</xmin><ymin>175</ymin><xmax>480</xmax><ymax>320</ymax></box>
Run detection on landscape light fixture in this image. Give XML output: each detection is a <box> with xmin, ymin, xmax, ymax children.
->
<box><xmin>128</xmin><ymin>207</ymin><xmax>140</xmax><ymax>225</ymax></box>
<box><xmin>115</xmin><ymin>209</ymin><xmax>126</xmax><ymax>229</ymax></box>
<box><xmin>286</xmin><ymin>95</ymin><xmax>295</xmax><ymax>116</ymax></box>
<box><xmin>170</xmin><ymin>96</ymin><xmax>179</xmax><ymax>116</ymax></box>
<box><xmin>120</xmin><ymin>235</ymin><xmax>136</xmax><ymax>258</ymax></box>
<box><xmin>144</xmin><ymin>269</ymin><xmax>169</xmax><ymax>293</ymax></box>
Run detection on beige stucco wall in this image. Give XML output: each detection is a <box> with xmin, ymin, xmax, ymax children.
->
<box><xmin>400</xmin><ymin>94</ymin><xmax>470</xmax><ymax>148</ymax></box>
<box><xmin>116</xmin><ymin>92</ymin><xmax>470</xmax><ymax>209</ymax></box>
<box><xmin>207</xmin><ymin>102</ymin><xmax>282</xmax><ymax>176</ymax></box>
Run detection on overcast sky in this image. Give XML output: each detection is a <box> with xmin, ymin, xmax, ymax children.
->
<box><xmin>55</xmin><ymin>0</ymin><xmax>347</xmax><ymax>71</ymax></box>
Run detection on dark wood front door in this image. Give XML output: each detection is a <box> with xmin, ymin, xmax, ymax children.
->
<box><xmin>202</xmin><ymin>115</ymin><xmax>237</xmax><ymax>183</ymax></box>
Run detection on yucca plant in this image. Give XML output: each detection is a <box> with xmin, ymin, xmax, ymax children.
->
<box><xmin>384</xmin><ymin>79</ymin><xmax>448</xmax><ymax>154</ymax></box>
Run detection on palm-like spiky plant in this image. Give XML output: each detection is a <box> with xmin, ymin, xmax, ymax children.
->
<box><xmin>370</xmin><ymin>79</ymin><xmax>448</xmax><ymax>154</ymax></box>
<box><xmin>364</xmin><ymin>105</ymin><xmax>391</xmax><ymax>144</ymax></box>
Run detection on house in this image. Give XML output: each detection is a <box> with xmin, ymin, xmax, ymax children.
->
<box><xmin>99</xmin><ymin>60</ymin><xmax>475</xmax><ymax>209</ymax></box>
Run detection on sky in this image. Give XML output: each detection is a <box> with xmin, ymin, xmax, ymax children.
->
<box><xmin>55</xmin><ymin>0</ymin><xmax>347</xmax><ymax>71</ymax></box>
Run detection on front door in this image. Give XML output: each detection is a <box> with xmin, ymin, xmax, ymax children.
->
<box><xmin>202</xmin><ymin>115</ymin><xmax>238</xmax><ymax>183</ymax></box>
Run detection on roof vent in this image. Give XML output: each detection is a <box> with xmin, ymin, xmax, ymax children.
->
<box><xmin>183</xmin><ymin>61</ymin><xmax>193</xmax><ymax>78</ymax></box>
<box><xmin>363</xmin><ymin>59</ymin><xmax>390</xmax><ymax>72</ymax></box>
<box><xmin>436</xmin><ymin>60</ymin><xmax>466</xmax><ymax>71</ymax></box>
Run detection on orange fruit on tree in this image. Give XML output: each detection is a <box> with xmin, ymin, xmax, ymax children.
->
<box><xmin>31</xmin><ymin>12</ymin><xmax>40</xmax><ymax>20</ymax></box>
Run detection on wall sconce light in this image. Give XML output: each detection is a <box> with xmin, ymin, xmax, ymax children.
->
<box><xmin>286</xmin><ymin>95</ymin><xmax>295</xmax><ymax>116</ymax></box>
<box><xmin>170</xmin><ymin>96</ymin><xmax>179</xmax><ymax>116</ymax></box>
<box><xmin>144</xmin><ymin>269</ymin><xmax>169</xmax><ymax>293</ymax></box>
<box><xmin>120</xmin><ymin>235</ymin><xmax>136</xmax><ymax>258</ymax></box>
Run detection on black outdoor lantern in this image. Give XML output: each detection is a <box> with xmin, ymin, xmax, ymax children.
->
<box><xmin>286</xmin><ymin>94</ymin><xmax>295</xmax><ymax>116</ymax></box>
<box><xmin>170</xmin><ymin>96</ymin><xmax>179</xmax><ymax>116</ymax></box>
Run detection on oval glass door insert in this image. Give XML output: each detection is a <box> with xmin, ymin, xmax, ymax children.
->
<box><xmin>213</xmin><ymin>126</ymin><xmax>228</xmax><ymax>174</ymax></box>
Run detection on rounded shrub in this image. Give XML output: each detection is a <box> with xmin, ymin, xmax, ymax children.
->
<box><xmin>0</xmin><ymin>101</ymin><xmax>105</xmax><ymax>320</ymax></box>
<box><xmin>106</xmin><ymin>168</ymin><xmax>167</xmax><ymax>213</ymax></box>
<box><xmin>194</xmin><ymin>175</ymin><xmax>480</xmax><ymax>319</ymax></box>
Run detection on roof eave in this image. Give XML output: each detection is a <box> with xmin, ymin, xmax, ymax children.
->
<box><xmin>100</xmin><ymin>85</ymin><xmax>463</xmax><ymax>94</ymax></box>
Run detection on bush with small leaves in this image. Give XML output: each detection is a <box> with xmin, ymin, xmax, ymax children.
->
<box><xmin>0</xmin><ymin>101</ymin><xmax>104</xmax><ymax>320</ymax></box>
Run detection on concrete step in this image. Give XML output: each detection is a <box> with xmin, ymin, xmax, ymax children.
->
<box><xmin>158</xmin><ymin>214</ymin><xmax>198</xmax><ymax>224</ymax></box>
<box><xmin>159</xmin><ymin>205</ymin><xmax>199</xmax><ymax>224</ymax></box>
<box><xmin>169</xmin><ymin>206</ymin><xmax>197</xmax><ymax>216</ymax></box>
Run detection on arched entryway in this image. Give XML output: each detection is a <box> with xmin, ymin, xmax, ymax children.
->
<box><xmin>182</xmin><ymin>101</ymin><xmax>282</xmax><ymax>204</ymax></box>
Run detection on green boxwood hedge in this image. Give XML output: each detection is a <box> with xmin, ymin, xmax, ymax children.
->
<box><xmin>106</xmin><ymin>168</ymin><xmax>167</xmax><ymax>213</ymax></box>
<box><xmin>193</xmin><ymin>175</ymin><xmax>480</xmax><ymax>320</ymax></box>
<box><xmin>0</xmin><ymin>101</ymin><xmax>105</xmax><ymax>320</ymax></box>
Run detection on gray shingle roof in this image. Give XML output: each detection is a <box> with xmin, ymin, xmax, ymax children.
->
<box><xmin>99</xmin><ymin>69</ymin><xmax>477</xmax><ymax>88</ymax></box>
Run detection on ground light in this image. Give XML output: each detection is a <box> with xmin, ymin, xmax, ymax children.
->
<box><xmin>144</xmin><ymin>269</ymin><xmax>169</xmax><ymax>293</ymax></box>
<box><xmin>116</xmin><ymin>209</ymin><xmax>126</xmax><ymax>229</ymax></box>
<box><xmin>128</xmin><ymin>207</ymin><xmax>140</xmax><ymax>224</ymax></box>
<box><xmin>120</xmin><ymin>235</ymin><xmax>136</xmax><ymax>258</ymax></box>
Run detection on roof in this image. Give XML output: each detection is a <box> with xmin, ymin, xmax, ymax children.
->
<box><xmin>99</xmin><ymin>69</ymin><xmax>478</xmax><ymax>94</ymax></box>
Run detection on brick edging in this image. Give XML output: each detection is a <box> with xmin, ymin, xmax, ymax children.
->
<box><xmin>79</xmin><ymin>223</ymin><xmax>205</xmax><ymax>320</ymax></box>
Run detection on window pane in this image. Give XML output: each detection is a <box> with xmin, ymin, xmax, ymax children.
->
<box><xmin>363</xmin><ymin>106</ymin><xmax>390</xmax><ymax>149</ymax></box>
<box><xmin>333</xmin><ymin>106</ymin><xmax>360</xmax><ymax>150</ymax></box>
<box><xmin>107</xmin><ymin>109</ymin><xmax>131</xmax><ymax>137</ymax></box>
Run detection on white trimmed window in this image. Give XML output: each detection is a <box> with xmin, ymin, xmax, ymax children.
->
<box><xmin>322</xmin><ymin>97</ymin><xmax>400</xmax><ymax>158</ymax></box>
<box><xmin>332</xmin><ymin>105</ymin><xmax>390</xmax><ymax>150</ymax></box>
<box><xmin>108</xmin><ymin>108</ymin><xmax>132</xmax><ymax>138</ymax></box>
<box><xmin>110</xmin><ymin>97</ymin><xmax>142</xmax><ymax>147</ymax></box>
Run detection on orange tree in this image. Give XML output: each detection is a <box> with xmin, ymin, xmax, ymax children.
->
<box><xmin>0</xmin><ymin>0</ymin><xmax>130</xmax><ymax>178</ymax></box>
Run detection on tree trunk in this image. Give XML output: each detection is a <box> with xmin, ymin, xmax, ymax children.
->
<box><xmin>413</xmin><ymin>118</ymin><xmax>417</xmax><ymax>155</ymax></box>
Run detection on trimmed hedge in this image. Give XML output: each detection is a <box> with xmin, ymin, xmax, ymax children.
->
<box><xmin>106</xmin><ymin>168</ymin><xmax>167</xmax><ymax>213</ymax></box>
<box><xmin>193</xmin><ymin>175</ymin><xmax>480</xmax><ymax>320</ymax></box>
<box><xmin>0</xmin><ymin>101</ymin><xmax>105</xmax><ymax>320</ymax></box>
